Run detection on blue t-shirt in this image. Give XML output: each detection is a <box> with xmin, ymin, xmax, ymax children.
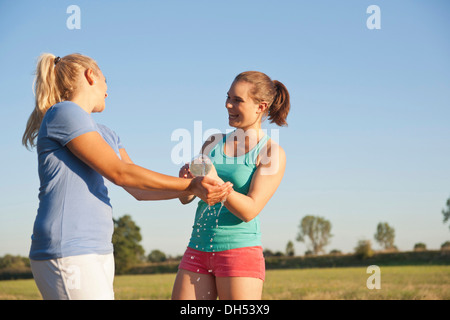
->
<box><xmin>29</xmin><ymin>101</ymin><xmax>123</xmax><ymax>260</ymax></box>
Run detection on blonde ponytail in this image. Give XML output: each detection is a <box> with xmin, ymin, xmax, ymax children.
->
<box><xmin>22</xmin><ymin>53</ymin><xmax>61</xmax><ymax>149</ymax></box>
<box><xmin>22</xmin><ymin>53</ymin><xmax>100</xmax><ymax>149</ymax></box>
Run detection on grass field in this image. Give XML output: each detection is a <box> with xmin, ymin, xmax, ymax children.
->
<box><xmin>0</xmin><ymin>266</ymin><xmax>449</xmax><ymax>300</ymax></box>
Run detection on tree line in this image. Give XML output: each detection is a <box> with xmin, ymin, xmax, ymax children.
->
<box><xmin>111</xmin><ymin>194</ymin><xmax>450</xmax><ymax>273</ymax></box>
<box><xmin>284</xmin><ymin>193</ymin><xmax>450</xmax><ymax>258</ymax></box>
<box><xmin>294</xmin><ymin>216</ymin><xmax>399</xmax><ymax>256</ymax></box>
<box><xmin>1</xmin><ymin>196</ymin><xmax>449</xmax><ymax>276</ymax></box>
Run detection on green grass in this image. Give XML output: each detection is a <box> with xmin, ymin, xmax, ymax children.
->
<box><xmin>1</xmin><ymin>266</ymin><xmax>449</xmax><ymax>300</ymax></box>
<box><xmin>263</xmin><ymin>266</ymin><xmax>450</xmax><ymax>299</ymax></box>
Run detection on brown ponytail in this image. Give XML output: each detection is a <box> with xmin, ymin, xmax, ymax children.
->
<box><xmin>269</xmin><ymin>80</ymin><xmax>290</xmax><ymax>127</ymax></box>
<box><xmin>233</xmin><ymin>71</ymin><xmax>290</xmax><ymax>127</ymax></box>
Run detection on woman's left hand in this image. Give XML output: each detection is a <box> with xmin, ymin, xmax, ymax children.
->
<box><xmin>207</xmin><ymin>163</ymin><xmax>224</xmax><ymax>184</ymax></box>
<box><xmin>188</xmin><ymin>176</ymin><xmax>233</xmax><ymax>206</ymax></box>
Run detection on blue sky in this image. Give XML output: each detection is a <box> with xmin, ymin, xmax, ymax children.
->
<box><xmin>0</xmin><ymin>0</ymin><xmax>449</xmax><ymax>257</ymax></box>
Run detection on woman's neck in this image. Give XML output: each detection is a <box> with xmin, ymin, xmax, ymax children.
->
<box><xmin>69</xmin><ymin>92</ymin><xmax>95</xmax><ymax>114</ymax></box>
<box><xmin>233</xmin><ymin>124</ymin><xmax>264</xmax><ymax>141</ymax></box>
<box><xmin>225</xmin><ymin>126</ymin><xmax>265</xmax><ymax>157</ymax></box>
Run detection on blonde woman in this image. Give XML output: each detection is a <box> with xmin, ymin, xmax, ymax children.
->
<box><xmin>172</xmin><ymin>71</ymin><xmax>290</xmax><ymax>300</ymax></box>
<box><xmin>23</xmin><ymin>53</ymin><xmax>232</xmax><ymax>300</ymax></box>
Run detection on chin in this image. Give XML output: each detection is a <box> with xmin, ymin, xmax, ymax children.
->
<box><xmin>93</xmin><ymin>105</ymin><xmax>105</xmax><ymax>113</ymax></box>
<box><xmin>228</xmin><ymin>120</ymin><xmax>238</xmax><ymax>128</ymax></box>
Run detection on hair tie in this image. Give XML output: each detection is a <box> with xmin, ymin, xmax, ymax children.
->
<box><xmin>54</xmin><ymin>56</ymin><xmax>61</xmax><ymax>65</ymax></box>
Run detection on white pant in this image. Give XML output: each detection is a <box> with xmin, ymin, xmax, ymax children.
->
<box><xmin>30</xmin><ymin>253</ymin><xmax>115</xmax><ymax>300</ymax></box>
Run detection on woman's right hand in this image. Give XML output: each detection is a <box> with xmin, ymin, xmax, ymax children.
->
<box><xmin>188</xmin><ymin>176</ymin><xmax>233</xmax><ymax>206</ymax></box>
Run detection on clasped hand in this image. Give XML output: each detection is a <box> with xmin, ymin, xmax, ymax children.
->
<box><xmin>180</xmin><ymin>163</ymin><xmax>232</xmax><ymax>206</ymax></box>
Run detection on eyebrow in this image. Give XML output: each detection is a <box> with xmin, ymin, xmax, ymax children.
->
<box><xmin>227</xmin><ymin>92</ymin><xmax>244</xmax><ymax>101</ymax></box>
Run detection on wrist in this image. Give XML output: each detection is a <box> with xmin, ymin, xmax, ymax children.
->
<box><xmin>186</xmin><ymin>177</ymin><xmax>196</xmax><ymax>193</ymax></box>
<box><xmin>223</xmin><ymin>189</ymin><xmax>235</xmax><ymax>203</ymax></box>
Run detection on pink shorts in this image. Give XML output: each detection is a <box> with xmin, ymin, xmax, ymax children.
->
<box><xmin>179</xmin><ymin>246</ymin><xmax>265</xmax><ymax>281</ymax></box>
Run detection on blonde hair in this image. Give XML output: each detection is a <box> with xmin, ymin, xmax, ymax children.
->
<box><xmin>22</xmin><ymin>53</ymin><xmax>100</xmax><ymax>149</ymax></box>
<box><xmin>234</xmin><ymin>71</ymin><xmax>290</xmax><ymax>127</ymax></box>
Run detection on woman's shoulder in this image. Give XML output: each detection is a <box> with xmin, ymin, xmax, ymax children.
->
<box><xmin>201</xmin><ymin>133</ymin><xmax>225</xmax><ymax>154</ymax></box>
<box><xmin>258</xmin><ymin>136</ymin><xmax>286</xmax><ymax>166</ymax></box>
<box><xmin>45</xmin><ymin>101</ymin><xmax>89</xmax><ymax>122</ymax></box>
<box><xmin>52</xmin><ymin>100</ymin><xmax>84</xmax><ymax>112</ymax></box>
<box><xmin>266</xmin><ymin>137</ymin><xmax>284</xmax><ymax>154</ymax></box>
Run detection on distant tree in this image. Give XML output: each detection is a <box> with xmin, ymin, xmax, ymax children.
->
<box><xmin>0</xmin><ymin>255</ymin><xmax>30</xmax><ymax>270</ymax></box>
<box><xmin>148</xmin><ymin>249</ymin><xmax>166</xmax><ymax>263</ymax></box>
<box><xmin>263</xmin><ymin>249</ymin><xmax>283</xmax><ymax>257</ymax></box>
<box><xmin>286</xmin><ymin>241</ymin><xmax>295</xmax><ymax>257</ymax></box>
<box><xmin>112</xmin><ymin>214</ymin><xmax>145</xmax><ymax>274</ymax></box>
<box><xmin>442</xmin><ymin>196</ymin><xmax>450</xmax><ymax>231</ymax></box>
<box><xmin>354</xmin><ymin>239</ymin><xmax>374</xmax><ymax>259</ymax></box>
<box><xmin>441</xmin><ymin>241</ymin><xmax>450</xmax><ymax>250</ymax></box>
<box><xmin>296</xmin><ymin>215</ymin><xmax>332</xmax><ymax>255</ymax></box>
<box><xmin>413</xmin><ymin>242</ymin><xmax>427</xmax><ymax>251</ymax></box>
<box><xmin>374</xmin><ymin>222</ymin><xmax>395</xmax><ymax>250</ymax></box>
<box><xmin>329</xmin><ymin>249</ymin><xmax>342</xmax><ymax>255</ymax></box>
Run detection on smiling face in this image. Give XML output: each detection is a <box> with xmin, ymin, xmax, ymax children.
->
<box><xmin>226</xmin><ymin>80</ymin><xmax>267</xmax><ymax>131</ymax></box>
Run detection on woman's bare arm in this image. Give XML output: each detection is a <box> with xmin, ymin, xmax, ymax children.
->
<box><xmin>222</xmin><ymin>140</ymin><xmax>286</xmax><ymax>222</ymax></box>
<box><xmin>66</xmin><ymin>131</ymin><xmax>232</xmax><ymax>205</ymax></box>
<box><xmin>119</xmin><ymin>148</ymin><xmax>191</xmax><ymax>201</ymax></box>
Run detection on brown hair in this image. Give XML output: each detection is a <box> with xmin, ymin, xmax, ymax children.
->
<box><xmin>22</xmin><ymin>53</ymin><xmax>100</xmax><ymax>149</ymax></box>
<box><xmin>234</xmin><ymin>71</ymin><xmax>290</xmax><ymax>126</ymax></box>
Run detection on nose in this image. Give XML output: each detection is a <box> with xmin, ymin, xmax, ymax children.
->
<box><xmin>225</xmin><ymin>100</ymin><xmax>232</xmax><ymax>109</ymax></box>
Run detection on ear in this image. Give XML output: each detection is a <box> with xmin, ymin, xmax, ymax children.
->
<box><xmin>84</xmin><ymin>68</ymin><xmax>96</xmax><ymax>86</ymax></box>
<box><xmin>257</xmin><ymin>102</ymin><xmax>268</xmax><ymax>114</ymax></box>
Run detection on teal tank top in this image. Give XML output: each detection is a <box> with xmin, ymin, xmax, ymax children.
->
<box><xmin>188</xmin><ymin>131</ymin><xmax>270</xmax><ymax>252</ymax></box>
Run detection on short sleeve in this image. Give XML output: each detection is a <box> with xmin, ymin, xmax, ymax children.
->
<box><xmin>45</xmin><ymin>102</ymin><xmax>97</xmax><ymax>146</ymax></box>
<box><xmin>117</xmin><ymin>136</ymin><xmax>124</xmax><ymax>150</ymax></box>
<box><xmin>96</xmin><ymin>123</ymin><xmax>124</xmax><ymax>153</ymax></box>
